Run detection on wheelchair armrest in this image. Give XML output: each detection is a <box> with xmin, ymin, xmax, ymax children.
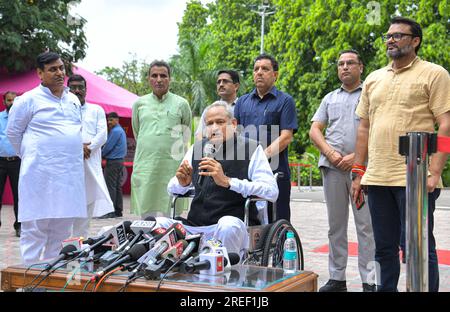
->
<box><xmin>172</xmin><ymin>188</ymin><xmax>196</xmax><ymax>198</ymax></box>
<box><xmin>274</xmin><ymin>171</ymin><xmax>284</xmax><ymax>180</ymax></box>
<box><xmin>171</xmin><ymin>187</ymin><xmax>195</xmax><ymax>219</ymax></box>
<box><xmin>244</xmin><ymin>196</ymin><xmax>271</xmax><ymax>226</ymax></box>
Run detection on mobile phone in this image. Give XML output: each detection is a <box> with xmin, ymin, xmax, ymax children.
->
<box><xmin>355</xmin><ymin>191</ymin><xmax>365</xmax><ymax>210</ymax></box>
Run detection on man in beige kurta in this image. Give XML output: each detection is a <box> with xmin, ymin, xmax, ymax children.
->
<box><xmin>352</xmin><ymin>17</ymin><xmax>450</xmax><ymax>292</ymax></box>
<box><xmin>131</xmin><ymin>60</ymin><xmax>191</xmax><ymax>218</ymax></box>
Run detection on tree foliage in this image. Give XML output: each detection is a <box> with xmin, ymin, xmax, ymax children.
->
<box><xmin>0</xmin><ymin>0</ymin><xmax>88</xmax><ymax>73</ymax></box>
<box><xmin>175</xmin><ymin>0</ymin><xmax>449</xmax><ymax>157</ymax></box>
<box><xmin>96</xmin><ymin>54</ymin><xmax>150</xmax><ymax>96</ymax></box>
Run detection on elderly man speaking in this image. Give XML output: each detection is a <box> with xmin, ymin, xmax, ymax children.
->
<box><xmin>155</xmin><ymin>101</ymin><xmax>278</xmax><ymax>259</ymax></box>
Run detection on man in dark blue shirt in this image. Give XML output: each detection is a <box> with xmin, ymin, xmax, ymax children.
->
<box><xmin>101</xmin><ymin>112</ymin><xmax>127</xmax><ymax>218</ymax></box>
<box><xmin>234</xmin><ymin>54</ymin><xmax>298</xmax><ymax>222</ymax></box>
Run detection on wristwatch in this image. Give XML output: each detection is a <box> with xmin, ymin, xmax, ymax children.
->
<box><xmin>351</xmin><ymin>172</ymin><xmax>359</xmax><ymax>181</ymax></box>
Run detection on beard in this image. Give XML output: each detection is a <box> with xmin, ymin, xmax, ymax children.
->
<box><xmin>386</xmin><ymin>44</ymin><xmax>414</xmax><ymax>59</ymax></box>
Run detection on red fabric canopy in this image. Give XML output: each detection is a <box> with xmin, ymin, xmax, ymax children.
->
<box><xmin>0</xmin><ymin>65</ymin><xmax>137</xmax><ymax>117</ymax></box>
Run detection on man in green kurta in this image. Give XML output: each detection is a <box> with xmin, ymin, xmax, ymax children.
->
<box><xmin>131</xmin><ymin>60</ymin><xmax>192</xmax><ymax>217</ymax></box>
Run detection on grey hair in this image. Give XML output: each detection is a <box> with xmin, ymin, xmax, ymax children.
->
<box><xmin>204</xmin><ymin>100</ymin><xmax>234</xmax><ymax>120</ymax></box>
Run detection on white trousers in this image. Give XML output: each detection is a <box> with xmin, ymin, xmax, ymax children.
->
<box><xmin>155</xmin><ymin>216</ymin><xmax>249</xmax><ymax>260</ymax></box>
<box><xmin>72</xmin><ymin>202</ymin><xmax>95</xmax><ymax>238</ymax></box>
<box><xmin>20</xmin><ymin>218</ymin><xmax>75</xmax><ymax>265</ymax></box>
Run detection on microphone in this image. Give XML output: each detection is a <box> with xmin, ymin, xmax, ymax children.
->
<box><xmin>198</xmin><ymin>142</ymin><xmax>216</xmax><ymax>185</ymax></box>
<box><xmin>127</xmin><ymin>223</ymin><xmax>186</xmax><ymax>280</ymax></box>
<box><xmin>44</xmin><ymin>245</ymin><xmax>78</xmax><ymax>272</ymax></box>
<box><xmin>130</xmin><ymin>220</ymin><xmax>156</xmax><ymax>235</ymax></box>
<box><xmin>92</xmin><ymin>244</ymin><xmax>148</xmax><ymax>281</ymax></box>
<box><xmin>180</xmin><ymin>240</ymin><xmax>197</xmax><ymax>261</ymax></box>
<box><xmin>78</xmin><ymin>221</ymin><xmax>134</xmax><ymax>259</ymax></box>
<box><xmin>181</xmin><ymin>252</ymin><xmax>240</xmax><ymax>275</ymax></box>
<box><xmin>162</xmin><ymin>239</ymin><xmax>188</xmax><ymax>260</ymax></box>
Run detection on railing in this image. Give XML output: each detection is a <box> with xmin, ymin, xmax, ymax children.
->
<box><xmin>289</xmin><ymin>163</ymin><xmax>313</xmax><ymax>191</ymax></box>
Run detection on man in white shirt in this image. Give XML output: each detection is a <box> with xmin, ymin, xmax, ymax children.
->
<box><xmin>68</xmin><ymin>74</ymin><xmax>114</xmax><ymax>238</ymax></box>
<box><xmin>7</xmin><ymin>52</ymin><xmax>86</xmax><ymax>264</ymax></box>
<box><xmin>157</xmin><ymin>101</ymin><xmax>278</xmax><ymax>259</ymax></box>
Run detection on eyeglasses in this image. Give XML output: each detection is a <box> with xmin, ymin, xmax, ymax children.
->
<box><xmin>337</xmin><ymin>60</ymin><xmax>360</xmax><ymax>67</ymax></box>
<box><xmin>216</xmin><ymin>79</ymin><xmax>234</xmax><ymax>85</ymax></box>
<box><xmin>382</xmin><ymin>32</ymin><xmax>414</xmax><ymax>42</ymax></box>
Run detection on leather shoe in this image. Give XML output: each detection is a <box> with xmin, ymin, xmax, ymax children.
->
<box><xmin>362</xmin><ymin>283</ymin><xmax>377</xmax><ymax>292</ymax></box>
<box><xmin>319</xmin><ymin>279</ymin><xmax>347</xmax><ymax>292</ymax></box>
<box><xmin>98</xmin><ymin>212</ymin><xmax>116</xmax><ymax>219</ymax></box>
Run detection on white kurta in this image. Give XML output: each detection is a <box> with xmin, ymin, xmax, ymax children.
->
<box><xmin>6</xmin><ymin>85</ymin><xmax>87</xmax><ymax>222</ymax></box>
<box><xmin>81</xmin><ymin>103</ymin><xmax>114</xmax><ymax>217</ymax></box>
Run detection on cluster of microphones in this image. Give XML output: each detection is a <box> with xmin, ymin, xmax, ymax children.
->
<box><xmin>25</xmin><ymin>216</ymin><xmax>240</xmax><ymax>292</ymax></box>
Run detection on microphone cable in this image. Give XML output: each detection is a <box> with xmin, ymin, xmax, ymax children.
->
<box><xmin>93</xmin><ymin>266</ymin><xmax>123</xmax><ymax>292</ymax></box>
<box><xmin>82</xmin><ymin>278</ymin><xmax>93</xmax><ymax>292</ymax></box>
<box><xmin>22</xmin><ymin>263</ymin><xmax>50</xmax><ymax>292</ymax></box>
<box><xmin>28</xmin><ymin>259</ymin><xmax>73</xmax><ymax>291</ymax></box>
<box><xmin>155</xmin><ymin>258</ymin><xmax>182</xmax><ymax>292</ymax></box>
<box><xmin>117</xmin><ymin>273</ymin><xmax>142</xmax><ymax>293</ymax></box>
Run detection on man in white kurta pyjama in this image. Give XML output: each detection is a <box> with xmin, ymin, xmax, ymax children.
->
<box><xmin>68</xmin><ymin>75</ymin><xmax>114</xmax><ymax>238</ymax></box>
<box><xmin>7</xmin><ymin>52</ymin><xmax>87</xmax><ymax>265</ymax></box>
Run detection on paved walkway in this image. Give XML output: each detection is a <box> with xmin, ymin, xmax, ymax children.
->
<box><xmin>0</xmin><ymin>189</ymin><xmax>449</xmax><ymax>292</ymax></box>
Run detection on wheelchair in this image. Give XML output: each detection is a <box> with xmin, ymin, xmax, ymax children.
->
<box><xmin>170</xmin><ymin>173</ymin><xmax>304</xmax><ymax>271</ymax></box>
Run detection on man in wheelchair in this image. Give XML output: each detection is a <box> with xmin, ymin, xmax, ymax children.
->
<box><xmin>154</xmin><ymin>101</ymin><xmax>279</xmax><ymax>261</ymax></box>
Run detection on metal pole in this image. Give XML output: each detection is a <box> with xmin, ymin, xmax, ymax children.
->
<box><xmin>404</xmin><ymin>132</ymin><xmax>430</xmax><ymax>292</ymax></box>
<box><xmin>260</xmin><ymin>11</ymin><xmax>265</xmax><ymax>54</ymax></box>
<box><xmin>252</xmin><ymin>1</ymin><xmax>275</xmax><ymax>55</ymax></box>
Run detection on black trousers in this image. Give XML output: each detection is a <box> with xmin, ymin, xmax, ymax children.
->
<box><xmin>0</xmin><ymin>158</ymin><xmax>20</xmax><ymax>229</ymax></box>
<box><xmin>368</xmin><ymin>186</ymin><xmax>440</xmax><ymax>292</ymax></box>
<box><xmin>104</xmin><ymin>159</ymin><xmax>124</xmax><ymax>215</ymax></box>
<box><xmin>268</xmin><ymin>178</ymin><xmax>291</xmax><ymax>223</ymax></box>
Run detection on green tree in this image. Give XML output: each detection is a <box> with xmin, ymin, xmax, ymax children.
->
<box><xmin>96</xmin><ymin>55</ymin><xmax>150</xmax><ymax>96</ymax></box>
<box><xmin>176</xmin><ymin>0</ymin><xmax>449</xmax><ymax>183</ymax></box>
<box><xmin>266</xmin><ymin>0</ymin><xmax>449</xmax><ymax>155</ymax></box>
<box><xmin>0</xmin><ymin>0</ymin><xmax>87</xmax><ymax>73</ymax></box>
<box><xmin>170</xmin><ymin>38</ymin><xmax>218</xmax><ymax>116</ymax></box>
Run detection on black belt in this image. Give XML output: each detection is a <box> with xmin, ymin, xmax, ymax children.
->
<box><xmin>0</xmin><ymin>156</ymin><xmax>20</xmax><ymax>161</ymax></box>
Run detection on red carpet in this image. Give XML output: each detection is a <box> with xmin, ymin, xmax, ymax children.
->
<box><xmin>312</xmin><ymin>242</ymin><xmax>450</xmax><ymax>265</ymax></box>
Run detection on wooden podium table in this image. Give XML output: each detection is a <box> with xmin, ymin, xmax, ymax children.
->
<box><xmin>1</xmin><ymin>264</ymin><xmax>317</xmax><ymax>292</ymax></box>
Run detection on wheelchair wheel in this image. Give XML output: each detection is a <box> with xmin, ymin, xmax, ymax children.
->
<box><xmin>261</xmin><ymin>219</ymin><xmax>304</xmax><ymax>270</ymax></box>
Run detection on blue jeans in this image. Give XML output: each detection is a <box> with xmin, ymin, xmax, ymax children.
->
<box><xmin>367</xmin><ymin>186</ymin><xmax>440</xmax><ymax>292</ymax></box>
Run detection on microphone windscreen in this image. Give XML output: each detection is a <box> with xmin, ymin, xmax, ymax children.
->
<box><xmin>144</xmin><ymin>215</ymin><xmax>157</xmax><ymax>221</ymax></box>
<box><xmin>60</xmin><ymin>244</ymin><xmax>77</xmax><ymax>254</ymax></box>
<box><xmin>203</xmin><ymin>143</ymin><xmax>216</xmax><ymax>158</ymax></box>
<box><xmin>123</xmin><ymin>221</ymin><xmax>132</xmax><ymax>233</ymax></box>
<box><xmin>227</xmin><ymin>253</ymin><xmax>240</xmax><ymax>266</ymax></box>
<box><xmin>128</xmin><ymin>244</ymin><xmax>148</xmax><ymax>261</ymax></box>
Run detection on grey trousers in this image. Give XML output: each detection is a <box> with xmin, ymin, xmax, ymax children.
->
<box><xmin>321</xmin><ymin>167</ymin><xmax>375</xmax><ymax>283</ymax></box>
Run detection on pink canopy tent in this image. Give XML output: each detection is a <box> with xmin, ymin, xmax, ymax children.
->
<box><xmin>0</xmin><ymin>65</ymin><xmax>139</xmax><ymax>205</ymax></box>
<box><xmin>0</xmin><ymin>65</ymin><xmax>137</xmax><ymax>117</ymax></box>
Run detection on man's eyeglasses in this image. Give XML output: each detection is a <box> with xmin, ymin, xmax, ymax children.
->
<box><xmin>382</xmin><ymin>32</ymin><xmax>414</xmax><ymax>42</ymax></box>
<box><xmin>337</xmin><ymin>60</ymin><xmax>360</xmax><ymax>67</ymax></box>
<box><xmin>216</xmin><ymin>79</ymin><xmax>234</xmax><ymax>85</ymax></box>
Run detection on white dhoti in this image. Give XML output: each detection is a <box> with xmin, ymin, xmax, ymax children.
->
<box><xmin>155</xmin><ymin>216</ymin><xmax>249</xmax><ymax>260</ymax></box>
<box><xmin>20</xmin><ymin>218</ymin><xmax>75</xmax><ymax>265</ymax></box>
